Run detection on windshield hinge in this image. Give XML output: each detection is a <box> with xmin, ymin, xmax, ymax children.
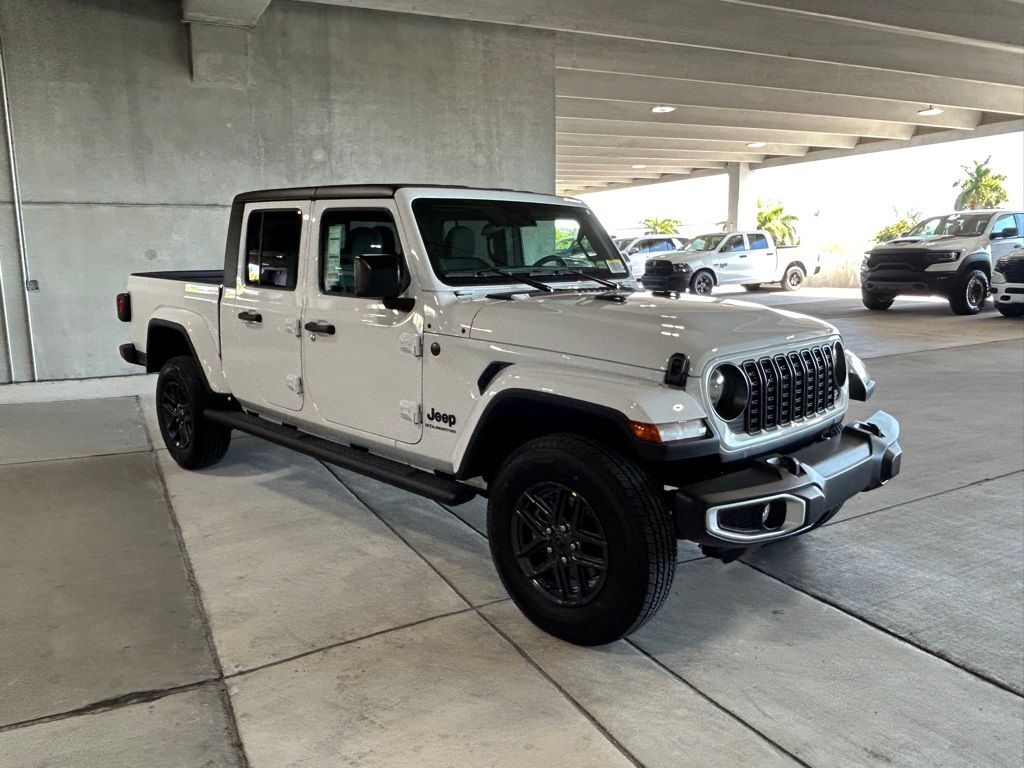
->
<box><xmin>399</xmin><ymin>332</ymin><xmax>423</xmax><ymax>357</ymax></box>
<box><xmin>286</xmin><ymin>374</ymin><xmax>303</xmax><ymax>394</ymax></box>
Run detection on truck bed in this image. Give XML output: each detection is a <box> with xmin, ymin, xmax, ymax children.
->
<box><xmin>131</xmin><ymin>270</ymin><xmax>224</xmax><ymax>285</ymax></box>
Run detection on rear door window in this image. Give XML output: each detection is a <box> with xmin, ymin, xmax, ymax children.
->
<box><xmin>748</xmin><ymin>233</ymin><xmax>769</xmax><ymax>250</ymax></box>
<box><xmin>244</xmin><ymin>209</ymin><xmax>304</xmax><ymax>290</ymax></box>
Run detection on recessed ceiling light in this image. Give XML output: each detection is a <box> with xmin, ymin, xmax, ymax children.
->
<box><xmin>746</xmin><ymin>141</ymin><xmax>767</xmax><ymax>148</ymax></box>
<box><xmin>631</xmin><ymin>164</ymin><xmax>648</xmax><ymax>169</ymax></box>
<box><xmin>917</xmin><ymin>105</ymin><xmax>944</xmax><ymax>116</ymax></box>
<box><xmin>650</xmin><ymin>104</ymin><xmax>676</xmax><ymax>113</ymax></box>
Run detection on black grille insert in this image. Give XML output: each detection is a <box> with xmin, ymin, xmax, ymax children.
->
<box><xmin>738</xmin><ymin>344</ymin><xmax>839</xmax><ymax>434</ymax></box>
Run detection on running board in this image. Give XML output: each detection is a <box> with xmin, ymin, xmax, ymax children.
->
<box><xmin>204</xmin><ymin>410</ymin><xmax>477</xmax><ymax>506</ymax></box>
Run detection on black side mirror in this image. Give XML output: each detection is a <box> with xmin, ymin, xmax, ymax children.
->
<box><xmin>992</xmin><ymin>227</ymin><xmax>1019</xmax><ymax>240</ymax></box>
<box><xmin>355</xmin><ymin>254</ymin><xmax>400</xmax><ymax>298</ymax></box>
<box><xmin>354</xmin><ymin>255</ymin><xmax>414</xmax><ymax>311</ymax></box>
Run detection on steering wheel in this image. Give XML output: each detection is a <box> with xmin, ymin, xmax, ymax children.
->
<box><xmin>534</xmin><ymin>255</ymin><xmax>568</xmax><ymax>267</ymax></box>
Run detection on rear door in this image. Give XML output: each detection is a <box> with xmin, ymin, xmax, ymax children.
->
<box><xmin>745</xmin><ymin>232</ymin><xmax>776</xmax><ymax>282</ymax></box>
<box><xmin>301</xmin><ymin>199</ymin><xmax>423</xmax><ymax>444</ymax></box>
<box><xmin>221</xmin><ymin>202</ymin><xmax>309</xmax><ymax>412</ymax></box>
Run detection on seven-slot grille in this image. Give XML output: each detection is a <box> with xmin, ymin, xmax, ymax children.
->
<box><xmin>737</xmin><ymin>344</ymin><xmax>839</xmax><ymax>434</ymax></box>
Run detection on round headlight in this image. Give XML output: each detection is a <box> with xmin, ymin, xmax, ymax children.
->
<box><xmin>708</xmin><ymin>364</ymin><xmax>748</xmax><ymax>421</ymax></box>
<box><xmin>833</xmin><ymin>342</ymin><xmax>847</xmax><ymax>387</ymax></box>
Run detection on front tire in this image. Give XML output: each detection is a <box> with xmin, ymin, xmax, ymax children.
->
<box><xmin>996</xmin><ymin>302</ymin><xmax>1024</xmax><ymax>318</ymax></box>
<box><xmin>861</xmin><ymin>289</ymin><xmax>895</xmax><ymax>311</ymax></box>
<box><xmin>781</xmin><ymin>265</ymin><xmax>805</xmax><ymax>292</ymax></box>
<box><xmin>487</xmin><ymin>434</ymin><xmax>676</xmax><ymax>646</ymax></box>
<box><xmin>690</xmin><ymin>270</ymin><xmax>715</xmax><ymax>296</ymax></box>
<box><xmin>949</xmin><ymin>269</ymin><xmax>989</xmax><ymax>315</ymax></box>
<box><xmin>156</xmin><ymin>356</ymin><xmax>232</xmax><ymax>469</ymax></box>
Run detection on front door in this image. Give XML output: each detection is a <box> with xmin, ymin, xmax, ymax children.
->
<box><xmin>221</xmin><ymin>202</ymin><xmax>309</xmax><ymax>413</ymax></box>
<box><xmin>990</xmin><ymin>213</ymin><xmax>1024</xmax><ymax>259</ymax></box>
<box><xmin>301</xmin><ymin>200</ymin><xmax>423</xmax><ymax>444</ymax></box>
<box><xmin>716</xmin><ymin>233</ymin><xmax>751</xmax><ymax>283</ymax></box>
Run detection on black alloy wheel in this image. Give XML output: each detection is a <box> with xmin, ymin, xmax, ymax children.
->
<box><xmin>160</xmin><ymin>380</ymin><xmax>194</xmax><ymax>450</ymax></box>
<box><xmin>510</xmin><ymin>482</ymin><xmax>608</xmax><ymax>606</ymax></box>
<box><xmin>690</xmin><ymin>271</ymin><xmax>714</xmax><ymax>296</ymax></box>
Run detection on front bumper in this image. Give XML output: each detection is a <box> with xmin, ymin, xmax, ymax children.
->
<box><xmin>641</xmin><ymin>269</ymin><xmax>692</xmax><ymax>293</ymax></box>
<box><xmin>861</xmin><ymin>268</ymin><xmax>956</xmax><ymax>295</ymax></box>
<box><xmin>991</xmin><ymin>278</ymin><xmax>1024</xmax><ymax>306</ymax></box>
<box><xmin>674</xmin><ymin>410</ymin><xmax>901</xmax><ymax>546</ymax></box>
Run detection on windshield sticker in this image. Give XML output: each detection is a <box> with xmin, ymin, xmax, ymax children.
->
<box><xmin>607</xmin><ymin>260</ymin><xmax>628</xmax><ymax>274</ymax></box>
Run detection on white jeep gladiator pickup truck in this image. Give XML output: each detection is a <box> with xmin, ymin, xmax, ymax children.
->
<box><xmin>641</xmin><ymin>230</ymin><xmax>820</xmax><ymax>296</ymax></box>
<box><xmin>117</xmin><ymin>185</ymin><xmax>901</xmax><ymax>645</ymax></box>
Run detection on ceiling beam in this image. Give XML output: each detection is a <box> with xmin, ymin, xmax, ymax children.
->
<box><xmin>557</xmin><ymin>134</ymin><xmax>810</xmax><ymax>157</ymax></box>
<box><xmin>557</xmin><ymin>97</ymin><xmax>915</xmax><ymax>140</ymax></box>
<box><xmin>722</xmin><ymin>0</ymin><xmax>1023</xmax><ymax>50</ymax></box>
<box><xmin>556</xmin><ymin>69</ymin><xmax>982</xmax><ymax>131</ymax></box>
<box><xmin>557</xmin><ymin>118</ymin><xmax>860</xmax><ymax>149</ymax></box>
<box><xmin>558</xmin><ymin>146</ymin><xmax>764</xmax><ymax>161</ymax></box>
<box><xmin>313</xmin><ymin>1</ymin><xmax>1022</xmax><ymax>84</ymax></box>
<box><xmin>556</xmin><ymin>34</ymin><xmax>1024</xmax><ymax>114</ymax></box>
<box><xmin>182</xmin><ymin>0</ymin><xmax>271</xmax><ymax>27</ymax></box>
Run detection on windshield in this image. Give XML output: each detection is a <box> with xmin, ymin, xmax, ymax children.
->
<box><xmin>684</xmin><ymin>233</ymin><xmax>725</xmax><ymax>252</ymax></box>
<box><xmin>612</xmin><ymin>237</ymin><xmax>632</xmax><ymax>251</ymax></box>
<box><xmin>907</xmin><ymin>214</ymin><xmax>992</xmax><ymax>238</ymax></box>
<box><xmin>412</xmin><ymin>199</ymin><xmax>630</xmax><ymax>286</ymax></box>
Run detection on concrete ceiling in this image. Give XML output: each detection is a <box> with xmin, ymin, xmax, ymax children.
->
<box><xmin>188</xmin><ymin>0</ymin><xmax>1024</xmax><ymax>194</ymax></box>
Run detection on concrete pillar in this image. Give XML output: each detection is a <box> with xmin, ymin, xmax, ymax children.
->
<box><xmin>726</xmin><ymin>162</ymin><xmax>756</xmax><ymax>231</ymax></box>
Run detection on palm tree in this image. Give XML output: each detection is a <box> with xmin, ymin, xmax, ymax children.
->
<box><xmin>642</xmin><ymin>217</ymin><xmax>681</xmax><ymax>234</ymax></box>
<box><xmin>953</xmin><ymin>156</ymin><xmax>1009</xmax><ymax>210</ymax></box>
<box><xmin>756</xmin><ymin>199</ymin><xmax>799</xmax><ymax>246</ymax></box>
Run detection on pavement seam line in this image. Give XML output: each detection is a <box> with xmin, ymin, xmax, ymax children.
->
<box><xmin>324</xmin><ymin>462</ymin><xmax>649</xmax><ymax>767</ymax></box>
<box><xmin>740</xmin><ymin>559</ymin><xmax>1024</xmax><ymax>700</ymax></box>
<box><xmin>477</xmin><ymin>612</ymin><xmax>648</xmax><ymax>768</ymax></box>
<box><xmin>223</xmin><ymin>602</ymin><xmax>507</xmax><ymax>680</ymax></box>
<box><xmin>622</xmin><ymin>638</ymin><xmax>813</xmax><ymax>768</ymax></box>
<box><xmin>0</xmin><ymin>446</ymin><xmax>152</xmax><ymax>467</ymax></box>
<box><xmin>822</xmin><ymin>468</ymin><xmax>1024</xmax><ymax>529</ymax></box>
<box><xmin>859</xmin><ymin>336</ymin><xmax>1024</xmax><ymax>362</ymax></box>
<box><xmin>141</xmin><ymin>400</ymin><xmax>252</xmax><ymax>768</ymax></box>
<box><xmin>0</xmin><ymin>679</ymin><xmax>221</xmax><ymax>734</ymax></box>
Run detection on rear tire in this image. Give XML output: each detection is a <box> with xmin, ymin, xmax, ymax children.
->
<box><xmin>742</xmin><ymin>283</ymin><xmax>762</xmax><ymax>291</ymax></box>
<box><xmin>690</xmin><ymin>270</ymin><xmax>715</xmax><ymax>296</ymax></box>
<box><xmin>781</xmin><ymin>265</ymin><xmax>805</xmax><ymax>292</ymax></box>
<box><xmin>949</xmin><ymin>269</ymin><xmax>989</xmax><ymax>315</ymax></box>
<box><xmin>996</xmin><ymin>303</ymin><xmax>1024</xmax><ymax>318</ymax></box>
<box><xmin>861</xmin><ymin>289</ymin><xmax>895</xmax><ymax>311</ymax></box>
<box><xmin>156</xmin><ymin>356</ymin><xmax>232</xmax><ymax>470</ymax></box>
<box><xmin>487</xmin><ymin>434</ymin><xmax>676</xmax><ymax>646</ymax></box>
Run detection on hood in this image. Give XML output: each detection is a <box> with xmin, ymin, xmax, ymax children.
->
<box><xmin>873</xmin><ymin>234</ymin><xmax>980</xmax><ymax>251</ymax></box>
<box><xmin>463</xmin><ymin>291</ymin><xmax>836</xmax><ymax>374</ymax></box>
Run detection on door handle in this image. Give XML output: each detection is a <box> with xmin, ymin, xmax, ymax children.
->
<box><xmin>739</xmin><ymin>254</ymin><xmax>748</xmax><ymax>258</ymax></box>
<box><xmin>238</xmin><ymin>310</ymin><xmax>262</xmax><ymax>323</ymax></box>
<box><xmin>304</xmin><ymin>321</ymin><xmax>336</xmax><ymax>335</ymax></box>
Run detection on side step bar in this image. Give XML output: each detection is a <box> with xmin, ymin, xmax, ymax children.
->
<box><xmin>204</xmin><ymin>409</ymin><xmax>477</xmax><ymax>506</ymax></box>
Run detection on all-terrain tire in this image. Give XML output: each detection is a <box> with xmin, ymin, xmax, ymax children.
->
<box><xmin>156</xmin><ymin>355</ymin><xmax>232</xmax><ymax>470</ymax></box>
<box><xmin>487</xmin><ymin>434</ymin><xmax>676</xmax><ymax>646</ymax></box>
<box><xmin>861</xmin><ymin>289</ymin><xmax>895</xmax><ymax>311</ymax></box>
<box><xmin>949</xmin><ymin>269</ymin><xmax>989</xmax><ymax>315</ymax></box>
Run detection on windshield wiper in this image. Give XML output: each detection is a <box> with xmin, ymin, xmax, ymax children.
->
<box><xmin>476</xmin><ymin>267</ymin><xmax>554</xmax><ymax>293</ymax></box>
<box><xmin>539</xmin><ymin>267</ymin><xmax>619</xmax><ymax>289</ymax></box>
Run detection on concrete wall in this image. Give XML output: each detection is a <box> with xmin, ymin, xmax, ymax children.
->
<box><xmin>0</xmin><ymin>0</ymin><xmax>555</xmax><ymax>380</ymax></box>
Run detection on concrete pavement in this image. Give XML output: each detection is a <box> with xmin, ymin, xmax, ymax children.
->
<box><xmin>1</xmin><ymin>288</ymin><xmax>1021</xmax><ymax>767</ymax></box>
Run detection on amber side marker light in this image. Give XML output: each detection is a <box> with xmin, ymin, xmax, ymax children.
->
<box><xmin>629</xmin><ymin>421</ymin><xmax>663</xmax><ymax>443</ymax></box>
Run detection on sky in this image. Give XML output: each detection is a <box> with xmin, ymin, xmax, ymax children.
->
<box><xmin>580</xmin><ymin>130</ymin><xmax>1024</xmax><ymax>257</ymax></box>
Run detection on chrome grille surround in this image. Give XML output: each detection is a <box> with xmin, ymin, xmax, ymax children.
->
<box><xmin>702</xmin><ymin>339</ymin><xmax>847</xmax><ymax>458</ymax></box>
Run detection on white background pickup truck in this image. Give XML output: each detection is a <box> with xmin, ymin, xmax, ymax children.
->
<box><xmin>641</xmin><ymin>230</ymin><xmax>820</xmax><ymax>295</ymax></box>
<box><xmin>117</xmin><ymin>184</ymin><xmax>900</xmax><ymax>646</ymax></box>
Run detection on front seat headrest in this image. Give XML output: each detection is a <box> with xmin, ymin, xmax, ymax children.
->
<box><xmin>348</xmin><ymin>227</ymin><xmax>383</xmax><ymax>256</ymax></box>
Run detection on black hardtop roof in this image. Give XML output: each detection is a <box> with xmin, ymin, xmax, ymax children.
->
<box><xmin>232</xmin><ymin>183</ymin><xmax>542</xmax><ymax>205</ymax></box>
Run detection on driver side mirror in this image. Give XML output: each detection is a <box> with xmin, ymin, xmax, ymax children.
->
<box><xmin>992</xmin><ymin>227</ymin><xmax>1019</xmax><ymax>240</ymax></box>
<box><xmin>354</xmin><ymin>254</ymin><xmax>414</xmax><ymax>311</ymax></box>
